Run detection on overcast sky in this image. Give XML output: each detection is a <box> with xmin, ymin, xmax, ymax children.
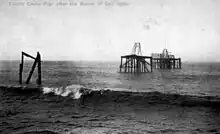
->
<box><xmin>0</xmin><ymin>0</ymin><xmax>220</xmax><ymax>61</ymax></box>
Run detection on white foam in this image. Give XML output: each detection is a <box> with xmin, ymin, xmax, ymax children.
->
<box><xmin>42</xmin><ymin>87</ymin><xmax>53</xmax><ymax>94</ymax></box>
<box><xmin>42</xmin><ymin>84</ymin><xmax>150</xmax><ymax>100</ymax></box>
<box><xmin>42</xmin><ymin>84</ymin><xmax>83</xmax><ymax>99</ymax></box>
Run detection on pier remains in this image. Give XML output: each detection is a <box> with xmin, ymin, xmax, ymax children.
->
<box><xmin>19</xmin><ymin>51</ymin><xmax>42</xmax><ymax>85</ymax></box>
<box><xmin>151</xmin><ymin>49</ymin><xmax>181</xmax><ymax>69</ymax></box>
<box><xmin>119</xmin><ymin>42</ymin><xmax>153</xmax><ymax>73</ymax></box>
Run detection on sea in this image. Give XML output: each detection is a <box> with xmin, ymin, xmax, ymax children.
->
<box><xmin>0</xmin><ymin>60</ymin><xmax>220</xmax><ymax>134</ymax></box>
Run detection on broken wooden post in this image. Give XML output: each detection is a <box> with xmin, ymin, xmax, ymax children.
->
<box><xmin>19</xmin><ymin>53</ymin><xmax>24</xmax><ymax>84</ymax></box>
<box><xmin>37</xmin><ymin>52</ymin><xmax>42</xmax><ymax>85</ymax></box>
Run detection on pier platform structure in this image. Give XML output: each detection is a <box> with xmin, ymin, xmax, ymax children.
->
<box><xmin>151</xmin><ymin>49</ymin><xmax>181</xmax><ymax>69</ymax></box>
<box><xmin>119</xmin><ymin>42</ymin><xmax>153</xmax><ymax>73</ymax></box>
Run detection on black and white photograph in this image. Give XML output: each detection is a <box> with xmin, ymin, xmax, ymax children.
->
<box><xmin>0</xmin><ymin>0</ymin><xmax>220</xmax><ymax>133</ymax></box>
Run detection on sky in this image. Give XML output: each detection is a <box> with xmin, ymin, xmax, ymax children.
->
<box><xmin>0</xmin><ymin>0</ymin><xmax>220</xmax><ymax>62</ymax></box>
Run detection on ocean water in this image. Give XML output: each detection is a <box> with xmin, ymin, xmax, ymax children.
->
<box><xmin>0</xmin><ymin>60</ymin><xmax>220</xmax><ymax>134</ymax></box>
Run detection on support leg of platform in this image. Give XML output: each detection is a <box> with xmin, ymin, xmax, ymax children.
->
<box><xmin>134</xmin><ymin>59</ymin><xmax>136</xmax><ymax>73</ymax></box>
<box><xmin>125</xmin><ymin>58</ymin><xmax>127</xmax><ymax>73</ymax></box>
<box><xmin>179</xmin><ymin>58</ymin><xmax>181</xmax><ymax>69</ymax></box>
<box><xmin>120</xmin><ymin>57</ymin><xmax>122</xmax><ymax>72</ymax></box>
<box><xmin>150</xmin><ymin>57</ymin><xmax>152</xmax><ymax>72</ymax></box>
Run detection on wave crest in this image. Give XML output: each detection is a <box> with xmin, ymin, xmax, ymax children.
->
<box><xmin>1</xmin><ymin>84</ymin><xmax>220</xmax><ymax>107</ymax></box>
<box><xmin>43</xmin><ymin>85</ymin><xmax>85</xmax><ymax>99</ymax></box>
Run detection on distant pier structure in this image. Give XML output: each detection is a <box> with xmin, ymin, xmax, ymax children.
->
<box><xmin>151</xmin><ymin>49</ymin><xmax>181</xmax><ymax>69</ymax></box>
<box><xmin>119</xmin><ymin>42</ymin><xmax>153</xmax><ymax>73</ymax></box>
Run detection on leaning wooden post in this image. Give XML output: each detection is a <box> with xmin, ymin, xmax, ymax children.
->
<box><xmin>26</xmin><ymin>55</ymin><xmax>38</xmax><ymax>84</ymax></box>
<box><xmin>37</xmin><ymin>52</ymin><xmax>42</xmax><ymax>85</ymax></box>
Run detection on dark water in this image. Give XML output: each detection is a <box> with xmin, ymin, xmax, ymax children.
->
<box><xmin>0</xmin><ymin>61</ymin><xmax>220</xmax><ymax>134</ymax></box>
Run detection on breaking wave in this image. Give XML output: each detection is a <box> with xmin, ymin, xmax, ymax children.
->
<box><xmin>1</xmin><ymin>84</ymin><xmax>220</xmax><ymax>107</ymax></box>
<box><xmin>42</xmin><ymin>85</ymin><xmax>84</xmax><ymax>99</ymax></box>
<box><xmin>40</xmin><ymin>84</ymin><xmax>220</xmax><ymax>107</ymax></box>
